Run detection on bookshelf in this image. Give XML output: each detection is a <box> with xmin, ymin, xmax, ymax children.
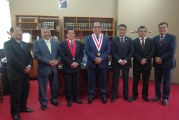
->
<box><xmin>63</xmin><ymin>17</ymin><xmax>114</xmax><ymax>43</ymax></box>
<box><xmin>15</xmin><ymin>15</ymin><xmax>60</xmax><ymax>42</ymax></box>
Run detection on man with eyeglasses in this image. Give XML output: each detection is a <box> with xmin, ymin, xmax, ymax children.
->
<box><xmin>4</xmin><ymin>26</ymin><xmax>33</xmax><ymax>120</ymax></box>
<box><xmin>85</xmin><ymin>22</ymin><xmax>111</xmax><ymax>104</ymax></box>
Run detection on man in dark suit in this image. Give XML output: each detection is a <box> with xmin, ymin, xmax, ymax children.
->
<box><xmin>60</xmin><ymin>29</ymin><xmax>84</xmax><ymax>107</ymax></box>
<box><xmin>4</xmin><ymin>27</ymin><xmax>33</xmax><ymax>120</ymax></box>
<box><xmin>131</xmin><ymin>26</ymin><xmax>154</xmax><ymax>102</ymax></box>
<box><xmin>34</xmin><ymin>27</ymin><xmax>61</xmax><ymax>110</ymax></box>
<box><xmin>111</xmin><ymin>24</ymin><xmax>134</xmax><ymax>103</ymax></box>
<box><xmin>152</xmin><ymin>22</ymin><xmax>176</xmax><ymax>106</ymax></box>
<box><xmin>85</xmin><ymin>22</ymin><xmax>111</xmax><ymax>104</ymax></box>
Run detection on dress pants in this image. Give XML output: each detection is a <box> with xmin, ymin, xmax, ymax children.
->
<box><xmin>38</xmin><ymin>72</ymin><xmax>59</xmax><ymax>105</ymax></box>
<box><xmin>10</xmin><ymin>75</ymin><xmax>29</xmax><ymax>115</ymax></box>
<box><xmin>112</xmin><ymin>68</ymin><xmax>129</xmax><ymax>98</ymax></box>
<box><xmin>132</xmin><ymin>69</ymin><xmax>150</xmax><ymax>97</ymax></box>
<box><xmin>154</xmin><ymin>67</ymin><xmax>172</xmax><ymax>100</ymax></box>
<box><xmin>63</xmin><ymin>72</ymin><xmax>79</xmax><ymax>101</ymax></box>
<box><xmin>88</xmin><ymin>67</ymin><xmax>107</xmax><ymax>98</ymax></box>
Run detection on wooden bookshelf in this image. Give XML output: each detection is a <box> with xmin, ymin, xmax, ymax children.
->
<box><xmin>15</xmin><ymin>15</ymin><xmax>60</xmax><ymax>42</ymax></box>
<box><xmin>63</xmin><ymin>16</ymin><xmax>114</xmax><ymax>43</ymax></box>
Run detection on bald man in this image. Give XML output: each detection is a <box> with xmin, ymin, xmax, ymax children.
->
<box><xmin>4</xmin><ymin>27</ymin><xmax>33</xmax><ymax>120</ymax></box>
<box><xmin>85</xmin><ymin>22</ymin><xmax>111</xmax><ymax>104</ymax></box>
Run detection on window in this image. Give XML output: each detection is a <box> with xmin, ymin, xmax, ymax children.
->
<box><xmin>0</xmin><ymin>0</ymin><xmax>11</xmax><ymax>49</ymax></box>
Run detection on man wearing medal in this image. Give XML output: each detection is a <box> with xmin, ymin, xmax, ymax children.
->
<box><xmin>59</xmin><ymin>29</ymin><xmax>84</xmax><ymax>107</ymax></box>
<box><xmin>85</xmin><ymin>22</ymin><xmax>111</xmax><ymax>104</ymax></box>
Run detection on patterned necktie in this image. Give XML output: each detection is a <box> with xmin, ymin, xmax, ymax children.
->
<box><xmin>70</xmin><ymin>40</ymin><xmax>74</xmax><ymax>48</ymax></box>
<box><xmin>159</xmin><ymin>35</ymin><xmax>164</xmax><ymax>45</ymax></box>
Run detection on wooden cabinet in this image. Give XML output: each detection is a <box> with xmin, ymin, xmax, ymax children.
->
<box><xmin>15</xmin><ymin>15</ymin><xmax>60</xmax><ymax>41</ymax></box>
<box><xmin>63</xmin><ymin>17</ymin><xmax>114</xmax><ymax>42</ymax></box>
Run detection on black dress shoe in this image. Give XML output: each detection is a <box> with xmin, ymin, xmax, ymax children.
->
<box><xmin>111</xmin><ymin>97</ymin><xmax>117</xmax><ymax>103</ymax></box>
<box><xmin>41</xmin><ymin>105</ymin><xmax>47</xmax><ymax>110</ymax></box>
<box><xmin>162</xmin><ymin>99</ymin><xmax>168</xmax><ymax>106</ymax></box>
<box><xmin>123</xmin><ymin>97</ymin><xmax>132</xmax><ymax>102</ymax></box>
<box><xmin>51</xmin><ymin>101</ymin><xmax>60</xmax><ymax>106</ymax></box>
<box><xmin>88</xmin><ymin>97</ymin><xmax>94</xmax><ymax>104</ymax></box>
<box><xmin>21</xmin><ymin>107</ymin><xmax>34</xmax><ymax>112</ymax></box>
<box><xmin>151</xmin><ymin>96</ymin><xmax>161</xmax><ymax>101</ymax></box>
<box><xmin>12</xmin><ymin>114</ymin><xmax>21</xmax><ymax>120</ymax></box>
<box><xmin>131</xmin><ymin>96</ymin><xmax>138</xmax><ymax>101</ymax></box>
<box><xmin>102</xmin><ymin>97</ymin><xmax>107</xmax><ymax>104</ymax></box>
<box><xmin>142</xmin><ymin>96</ymin><xmax>150</xmax><ymax>102</ymax></box>
<box><xmin>67</xmin><ymin>100</ymin><xmax>72</xmax><ymax>107</ymax></box>
<box><xmin>73</xmin><ymin>99</ymin><xmax>83</xmax><ymax>104</ymax></box>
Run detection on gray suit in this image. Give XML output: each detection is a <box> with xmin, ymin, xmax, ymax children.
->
<box><xmin>34</xmin><ymin>39</ymin><xmax>61</xmax><ymax>105</ymax></box>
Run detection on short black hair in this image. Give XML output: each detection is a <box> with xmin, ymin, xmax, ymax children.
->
<box><xmin>138</xmin><ymin>26</ymin><xmax>147</xmax><ymax>32</ymax></box>
<box><xmin>10</xmin><ymin>27</ymin><xmax>14</xmax><ymax>33</ymax></box>
<box><xmin>158</xmin><ymin>22</ymin><xmax>168</xmax><ymax>28</ymax></box>
<box><xmin>118</xmin><ymin>24</ymin><xmax>127</xmax><ymax>29</ymax></box>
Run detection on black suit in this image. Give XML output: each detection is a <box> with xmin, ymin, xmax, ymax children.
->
<box><xmin>111</xmin><ymin>36</ymin><xmax>134</xmax><ymax>98</ymax></box>
<box><xmin>132</xmin><ymin>38</ymin><xmax>154</xmax><ymax>97</ymax></box>
<box><xmin>4</xmin><ymin>39</ymin><xmax>33</xmax><ymax>115</ymax></box>
<box><xmin>59</xmin><ymin>40</ymin><xmax>84</xmax><ymax>101</ymax></box>
<box><xmin>153</xmin><ymin>34</ymin><xmax>176</xmax><ymax>100</ymax></box>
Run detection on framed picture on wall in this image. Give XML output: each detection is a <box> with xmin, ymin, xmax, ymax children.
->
<box><xmin>58</xmin><ymin>0</ymin><xmax>68</xmax><ymax>8</ymax></box>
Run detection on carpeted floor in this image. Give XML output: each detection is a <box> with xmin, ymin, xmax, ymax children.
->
<box><xmin>0</xmin><ymin>80</ymin><xmax>179</xmax><ymax>120</ymax></box>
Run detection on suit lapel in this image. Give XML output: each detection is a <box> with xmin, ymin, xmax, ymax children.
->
<box><xmin>65</xmin><ymin>41</ymin><xmax>73</xmax><ymax>58</ymax></box>
<box><xmin>41</xmin><ymin>39</ymin><xmax>51</xmax><ymax>54</ymax></box>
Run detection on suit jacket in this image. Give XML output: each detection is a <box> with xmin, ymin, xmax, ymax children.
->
<box><xmin>4</xmin><ymin>38</ymin><xmax>33</xmax><ymax>80</ymax></box>
<box><xmin>153</xmin><ymin>33</ymin><xmax>176</xmax><ymax>69</ymax></box>
<box><xmin>85</xmin><ymin>34</ymin><xmax>111</xmax><ymax>69</ymax></box>
<box><xmin>33</xmin><ymin>39</ymin><xmax>61</xmax><ymax>76</ymax></box>
<box><xmin>133</xmin><ymin>38</ymin><xmax>155</xmax><ymax>71</ymax></box>
<box><xmin>111</xmin><ymin>36</ymin><xmax>134</xmax><ymax>69</ymax></box>
<box><xmin>59</xmin><ymin>40</ymin><xmax>84</xmax><ymax>73</ymax></box>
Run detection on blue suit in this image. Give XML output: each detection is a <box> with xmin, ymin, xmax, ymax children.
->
<box><xmin>153</xmin><ymin>33</ymin><xmax>176</xmax><ymax>100</ymax></box>
<box><xmin>34</xmin><ymin>39</ymin><xmax>61</xmax><ymax>105</ymax></box>
<box><xmin>85</xmin><ymin>34</ymin><xmax>111</xmax><ymax>98</ymax></box>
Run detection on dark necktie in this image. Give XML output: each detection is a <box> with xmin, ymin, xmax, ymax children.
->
<box><xmin>141</xmin><ymin>39</ymin><xmax>144</xmax><ymax>49</ymax></box>
<box><xmin>120</xmin><ymin>37</ymin><xmax>124</xmax><ymax>47</ymax></box>
<box><xmin>96</xmin><ymin>35</ymin><xmax>99</xmax><ymax>41</ymax></box>
<box><xmin>159</xmin><ymin>35</ymin><xmax>164</xmax><ymax>45</ymax></box>
<box><xmin>70</xmin><ymin>40</ymin><xmax>74</xmax><ymax>48</ymax></box>
<box><xmin>19</xmin><ymin>41</ymin><xmax>23</xmax><ymax>48</ymax></box>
